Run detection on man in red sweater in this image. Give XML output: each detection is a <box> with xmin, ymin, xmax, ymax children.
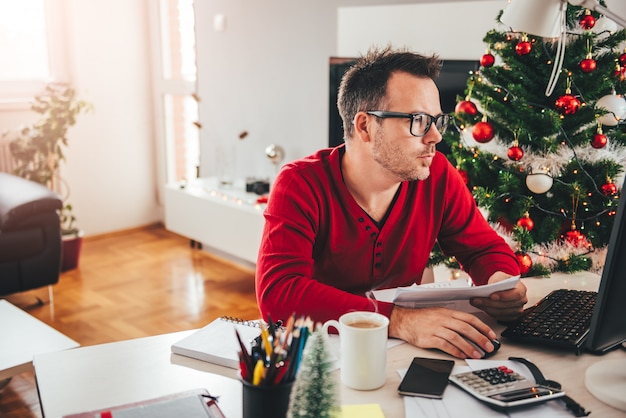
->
<box><xmin>256</xmin><ymin>46</ymin><xmax>526</xmax><ymax>359</ymax></box>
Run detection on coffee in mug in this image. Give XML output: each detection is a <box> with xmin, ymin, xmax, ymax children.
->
<box><xmin>345</xmin><ymin>320</ymin><xmax>379</xmax><ymax>329</ymax></box>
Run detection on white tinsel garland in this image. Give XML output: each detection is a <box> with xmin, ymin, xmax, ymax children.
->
<box><xmin>460</xmin><ymin>129</ymin><xmax>626</xmax><ymax>190</ymax></box>
<box><xmin>488</xmin><ymin>224</ymin><xmax>607</xmax><ymax>273</ymax></box>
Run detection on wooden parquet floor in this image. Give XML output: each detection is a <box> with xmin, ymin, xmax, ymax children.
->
<box><xmin>0</xmin><ymin>224</ymin><xmax>259</xmax><ymax>418</ymax></box>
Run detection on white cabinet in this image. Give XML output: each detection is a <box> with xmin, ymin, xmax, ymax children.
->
<box><xmin>164</xmin><ymin>178</ymin><xmax>266</xmax><ymax>265</ymax></box>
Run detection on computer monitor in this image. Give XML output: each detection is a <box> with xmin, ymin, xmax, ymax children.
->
<box><xmin>583</xmin><ymin>187</ymin><xmax>626</xmax><ymax>412</ymax></box>
<box><xmin>585</xmin><ymin>188</ymin><xmax>626</xmax><ymax>354</ymax></box>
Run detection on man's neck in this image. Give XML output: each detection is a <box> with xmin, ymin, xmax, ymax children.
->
<box><xmin>342</xmin><ymin>151</ymin><xmax>401</xmax><ymax>223</ymax></box>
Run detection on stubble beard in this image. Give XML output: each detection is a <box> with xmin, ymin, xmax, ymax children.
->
<box><xmin>372</xmin><ymin>131</ymin><xmax>433</xmax><ymax>181</ymax></box>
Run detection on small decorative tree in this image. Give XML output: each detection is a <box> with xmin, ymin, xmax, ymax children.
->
<box><xmin>287</xmin><ymin>330</ymin><xmax>340</xmax><ymax>418</ymax></box>
<box><xmin>5</xmin><ymin>82</ymin><xmax>91</xmax><ymax>236</ymax></box>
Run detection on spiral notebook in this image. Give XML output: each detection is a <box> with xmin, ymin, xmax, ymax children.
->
<box><xmin>171</xmin><ymin>316</ymin><xmax>262</xmax><ymax>369</ymax></box>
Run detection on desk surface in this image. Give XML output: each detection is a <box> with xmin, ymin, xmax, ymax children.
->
<box><xmin>34</xmin><ymin>272</ymin><xmax>626</xmax><ymax>418</ymax></box>
<box><xmin>0</xmin><ymin>300</ymin><xmax>79</xmax><ymax>381</ymax></box>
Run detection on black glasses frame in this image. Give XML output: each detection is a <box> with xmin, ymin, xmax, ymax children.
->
<box><xmin>366</xmin><ymin>111</ymin><xmax>451</xmax><ymax>137</ymax></box>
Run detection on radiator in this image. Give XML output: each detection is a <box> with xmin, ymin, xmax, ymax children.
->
<box><xmin>0</xmin><ymin>135</ymin><xmax>15</xmax><ymax>174</ymax></box>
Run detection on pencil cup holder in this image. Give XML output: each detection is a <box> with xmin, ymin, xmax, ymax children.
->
<box><xmin>241</xmin><ymin>379</ymin><xmax>294</xmax><ymax>418</ymax></box>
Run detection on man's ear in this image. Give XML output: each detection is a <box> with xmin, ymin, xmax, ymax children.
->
<box><xmin>353</xmin><ymin>112</ymin><xmax>372</xmax><ymax>143</ymax></box>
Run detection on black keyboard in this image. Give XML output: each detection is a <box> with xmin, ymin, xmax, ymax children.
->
<box><xmin>501</xmin><ymin>289</ymin><xmax>597</xmax><ymax>352</ymax></box>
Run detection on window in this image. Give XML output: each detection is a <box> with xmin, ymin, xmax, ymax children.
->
<box><xmin>0</xmin><ymin>0</ymin><xmax>68</xmax><ymax>101</ymax></box>
<box><xmin>152</xmin><ymin>0</ymin><xmax>199</xmax><ymax>185</ymax></box>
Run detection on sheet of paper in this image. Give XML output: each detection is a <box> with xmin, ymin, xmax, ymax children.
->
<box><xmin>393</xmin><ymin>276</ymin><xmax>520</xmax><ymax>307</ymax></box>
<box><xmin>399</xmin><ymin>360</ymin><xmax>574</xmax><ymax>418</ymax></box>
<box><xmin>399</xmin><ymin>366</ymin><xmax>504</xmax><ymax>418</ymax></box>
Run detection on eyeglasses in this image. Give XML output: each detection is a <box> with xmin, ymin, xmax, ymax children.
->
<box><xmin>366</xmin><ymin>111</ymin><xmax>451</xmax><ymax>137</ymax></box>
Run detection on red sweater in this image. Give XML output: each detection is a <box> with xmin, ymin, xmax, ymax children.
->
<box><xmin>256</xmin><ymin>146</ymin><xmax>520</xmax><ymax>324</ymax></box>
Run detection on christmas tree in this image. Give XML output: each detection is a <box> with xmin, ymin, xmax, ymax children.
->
<box><xmin>432</xmin><ymin>3</ymin><xmax>626</xmax><ymax>276</ymax></box>
<box><xmin>287</xmin><ymin>330</ymin><xmax>339</xmax><ymax>418</ymax></box>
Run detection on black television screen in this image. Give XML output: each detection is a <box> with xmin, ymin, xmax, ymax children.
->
<box><xmin>328</xmin><ymin>58</ymin><xmax>478</xmax><ymax>149</ymax></box>
<box><xmin>436</xmin><ymin>59</ymin><xmax>479</xmax><ymax>114</ymax></box>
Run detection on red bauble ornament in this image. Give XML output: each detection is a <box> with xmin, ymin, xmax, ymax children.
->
<box><xmin>591</xmin><ymin>133</ymin><xmax>608</xmax><ymax>149</ymax></box>
<box><xmin>472</xmin><ymin>121</ymin><xmax>494</xmax><ymax>143</ymax></box>
<box><xmin>555</xmin><ymin>94</ymin><xmax>581</xmax><ymax>115</ymax></box>
<box><xmin>580</xmin><ymin>58</ymin><xmax>596</xmax><ymax>73</ymax></box>
<box><xmin>619</xmin><ymin>52</ymin><xmax>626</xmax><ymax>66</ymax></box>
<box><xmin>565</xmin><ymin>229</ymin><xmax>588</xmax><ymax>248</ymax></box>
<box><xmin>580</xmin><ymin>14</ymin><xmax>596</xmax><ymax>30</ymax></box>
<box><xmin>516</xmin><ymin>214</ymin><xmax>534</xmax><ymax>231</ymax></box>
<box><xmin>455</xmin><ymin>100</ymin><xmax>477</xmax><ymax>115</ymax></box>
<box><xmin>515</xmin><ymin>41</ymin><xmax>532</xmax><ymax>56</ymax></box>
<box><xmin>602</xmin><ymin>181</ymin><xmax>618</xmax><ymax>196</ymax></box>
<box><xmin>481</xmin><ymin>53</ymin><xmax>495</xmax><ymax>67</ymax></box>
<box><xmin>507</xmin><ymin>145</ymin><xmax>524</xmax><ymax>161</ymax></box>
<box><xmin>515</xmin><ymin>251</ymin><xmax>532</xmax><ymax>275</ymax></box>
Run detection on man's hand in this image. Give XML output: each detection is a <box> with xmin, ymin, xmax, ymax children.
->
<box><xmin>388</xmin><ymin>305</ymin><xmax>498</xmax><ymax>359</ymax></box>
<box><xmin>470</xmin><ymin>272</ymin><xmax>528</xmax><ymax>322</ymax></box>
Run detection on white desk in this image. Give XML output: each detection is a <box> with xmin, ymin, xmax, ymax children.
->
<box><xmin>0</xmin><ymin>300</ymin><xmax>79</xmax><ymax>381</ymax></box>
<box><xmin>34</xmin><ymin>273</ymin><xmax>626</xmax><ymax>417</ymax></box>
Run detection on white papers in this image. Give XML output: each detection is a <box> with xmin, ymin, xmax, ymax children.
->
<box><xmin>399</xmin><ymin>359</ymin><xmax>572</xmax><ymax>418</ymax></box>
<box><xmin>393</xmin><ymin>276</ymin><xmax>520</xmax><ymax>309</ymax></box>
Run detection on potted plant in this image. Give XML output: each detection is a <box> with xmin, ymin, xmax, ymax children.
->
<box><xmin>4</xmin><ymin>82</ymin><xmax>91</xmax><ymax>271</ymax></box>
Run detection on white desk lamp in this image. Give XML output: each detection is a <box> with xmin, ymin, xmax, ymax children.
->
<box><xmin>501</xmin><ymin>0</ymin><xmax>626</xmax><ymax>412</ymax></box>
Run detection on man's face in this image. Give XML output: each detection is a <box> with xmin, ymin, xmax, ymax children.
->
<box><xmin>370</xmin><ymin>72</ymin><xmax>443</xmax><ymax>181</ymax></box>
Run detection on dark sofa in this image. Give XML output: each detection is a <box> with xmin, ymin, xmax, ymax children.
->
<box><xmin>0</xmin><ymin>172</ymin><xmax>63</xmax><ymax>295</ymax></box>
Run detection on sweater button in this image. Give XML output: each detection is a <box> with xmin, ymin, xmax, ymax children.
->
<box><xmin>358</xmin><ymin>217</ymin><xmax>365</xmax><ymax>222</ymax></box>
<box><xmin>370</xmin><ymin>233</ymin><xmax>377</xmax><ymax>238</ymax></box>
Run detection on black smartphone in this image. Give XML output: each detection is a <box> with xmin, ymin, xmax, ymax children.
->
<box><xmin>397</xmin><ymin>357</ymin><xmax>455</xmax><ymax>399</ymax></box>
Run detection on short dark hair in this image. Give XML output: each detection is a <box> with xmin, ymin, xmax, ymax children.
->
<box><xmin>337</xmin><ymin>45</ymin><xmax>442</xmax><ymax>139</ymax></box>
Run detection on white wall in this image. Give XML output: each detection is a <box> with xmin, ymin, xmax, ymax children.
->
<box><xmin>64</xmin><ymin>0</ymin><xmax>160</xmax><ymax>236</ymax></box>
<box><xmin>338</xmin><ymin>1</ymin><xmax>506</xmax><ymax>59</ymax></box>
<box><xmin>195</xmin><ymin>0</ymin><xmax>338</xmax><ymax>182</ymax></box>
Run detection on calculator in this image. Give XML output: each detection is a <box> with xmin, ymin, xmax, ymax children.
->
<box><xmin>449</xmin><ymin>365</ymin><xmax>565</xmax><ymax>409</ymax></box>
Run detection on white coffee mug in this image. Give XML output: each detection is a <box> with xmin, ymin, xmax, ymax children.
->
<box><xmin>322</xmin><ymin>311</ymin><xmax>389</xmax><ymax>390</ymax></box>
